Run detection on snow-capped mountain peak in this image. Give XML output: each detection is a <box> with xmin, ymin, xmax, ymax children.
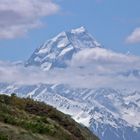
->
<box><xmin>25</xmin><ymin>27</ymin><xmax>101</xmax><ymax>70</ymax></box>
<box><xmin>71</xmin><ymin>26</ymin><xmax>87</xmax><ymax>34</ymax></box>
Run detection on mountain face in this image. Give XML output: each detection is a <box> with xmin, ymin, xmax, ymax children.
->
<box><xmin>0</xmin><ymin>27</ymin><xmax>140</xmax><ymax>140</ymax></box>
<box><xmin>25</xmin><ymin>27</ymin><xmax>101</xmax><ymax>70</ymax></box>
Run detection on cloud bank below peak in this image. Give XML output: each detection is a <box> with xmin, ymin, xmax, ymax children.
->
<box><xmin>70</xmin><ymin>48</ymin><xmax>140</xmax><ymax>68</ymax></box>
<box><xmin>0</xmin><ymin>0</ymin><xmax>59</xmax><ymax>39</ymax></box>
<box><xmin>0</xmin><ymin>48</ymin><xmax>140</xmax><ymax>90</ymax></box>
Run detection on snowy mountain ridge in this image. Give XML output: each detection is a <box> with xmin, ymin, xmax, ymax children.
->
<box><xmin>0</xmin><ymin>83</ymin><xmax>140</xmax><ymax>140</ymax></box>
<box><xmin>26</xmin><ymin>27</ymin><xmax>101</xmax><ymax>70</ymax></box>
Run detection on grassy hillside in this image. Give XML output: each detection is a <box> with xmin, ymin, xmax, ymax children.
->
<box><xmin>0</xmin><ymin>94</ymin><xmax>99</xmax><ymax>140</ymax></box>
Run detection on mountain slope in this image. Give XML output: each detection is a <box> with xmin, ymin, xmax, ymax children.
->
<box><xmin>0</xmin><ymin>94</ymin><xmax>98</xmax><ymax>140</ymax></box>
<box><xmin>0</xmin><ymin>84</ymin><xmax>140</xmax><ymax>140</ymax></box>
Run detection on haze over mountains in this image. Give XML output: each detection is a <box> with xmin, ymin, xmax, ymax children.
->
<box><xmin>0</xmin><ymin>27</ymin><xmax>140</xmax><ymax>140</ymax></box>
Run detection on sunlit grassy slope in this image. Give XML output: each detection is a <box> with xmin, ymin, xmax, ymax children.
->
<box><xmin>0</xmin><ymin>94</ymin><xmax>99</xmax><ymax>140</ymax></box>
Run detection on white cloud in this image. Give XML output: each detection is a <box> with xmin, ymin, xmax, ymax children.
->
<box><xmin>0</xmin><ymin>0</ymin><xmax>59</xmax><ymax>39</ymax></box>
<box><xmin>70</xmin><ymin>48</ymin><xmax>140</xmax><ymax>70</ymax></box>
<box><xmin>126</xmin><ymin>28</ymin><xmax>140</xmax><ymax>44</ymax></box>
<box><xmin>0</xmin><ymin>48</ymin><xmax>140</xmax><ymax>89</ymax></box>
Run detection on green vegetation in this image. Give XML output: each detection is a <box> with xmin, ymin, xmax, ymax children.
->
<box><xmin>0</xmin><ymin>94</ymin><xmax>99</xmax><ymax>140</ymax></box>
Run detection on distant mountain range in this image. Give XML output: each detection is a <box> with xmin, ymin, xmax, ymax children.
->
<box><xmin>0</xmin><ymin>27</ymin><xmax>140</xmax><ymax>140</ymax></box>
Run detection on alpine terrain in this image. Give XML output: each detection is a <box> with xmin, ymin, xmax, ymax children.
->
<box><xmin>0</xmin><ymin>27</ymin><xmax>140</xmax><ymax>140</ymax></box>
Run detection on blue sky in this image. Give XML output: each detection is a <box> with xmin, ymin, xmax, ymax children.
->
<box><xmin>0</xmin><ymin>0</ymin><xmax>140</xmax><ymax>61</ymax></box>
